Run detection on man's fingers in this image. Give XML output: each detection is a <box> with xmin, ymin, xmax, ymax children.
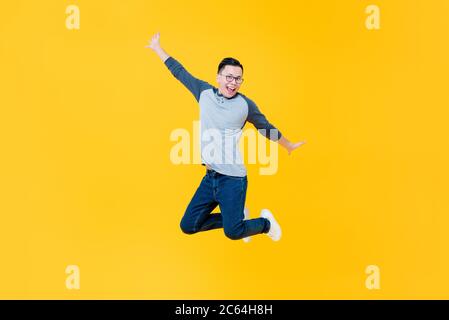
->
<box><xmin>287</xmin><ymin>141</ymin><xmax>307</xmax><ymax>155</ymax></box>
<box><xmin>295</xmin><ymin>141</ymin><xmax>306</xmax><ymax>147</ymax></box>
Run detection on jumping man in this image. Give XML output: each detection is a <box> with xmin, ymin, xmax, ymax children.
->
<box><xmin>146</xmin><ymin>32</ymin><xmax>305</xmax><ymax>242</ymax></box>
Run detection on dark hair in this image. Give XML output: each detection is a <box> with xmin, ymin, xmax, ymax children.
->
<box><xmin>217</xmin><ymin>57</ymin><xmax>243</xmax><ymax>74</ymax></box>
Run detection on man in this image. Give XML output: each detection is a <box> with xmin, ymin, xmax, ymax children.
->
<box><xmin>146</xmin><ymin>32</ymin><xmax>305</xmax><ymax>242</ymax></box>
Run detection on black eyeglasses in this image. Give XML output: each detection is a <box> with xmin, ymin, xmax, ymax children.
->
<box><xmin>220</xmin><ymin>73</ymin><xmax>244</xmax><ymax>84</ymax></box>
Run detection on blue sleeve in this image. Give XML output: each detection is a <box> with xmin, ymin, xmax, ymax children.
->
<box><xmin>164</xmin><ymin>56</ymin><xmax>213</xmax><ymax>102</ymax></box>
<box><xmin>243</xmin><ymin>95</ymin><xmax>282</xmax><ymax>141</ymax></box>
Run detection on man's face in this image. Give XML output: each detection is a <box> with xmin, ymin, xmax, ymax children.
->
<box><xmin>216</xmin><ymin>65</ymin><xmax>243</xmax><ymax>98</ymax></box>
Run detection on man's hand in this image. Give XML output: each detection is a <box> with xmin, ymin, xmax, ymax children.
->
<box><xmin>145</xmin><ymin>32</ymin><xmax>161</xmax><ymax>50</ymax></box>
<box><xmin>278</xmin><ymin>136</ymin><xmax>306</xmax><ymax>155</ymax></box>
<box><xmin>286</xmin><ymin>140</ymin><xmax>306</xmax><ymax>155</ymax></box>
<box><xmin>145</xmin><ymin>32</ymin><xmax>170</xmax><ymax>62</ymax></box>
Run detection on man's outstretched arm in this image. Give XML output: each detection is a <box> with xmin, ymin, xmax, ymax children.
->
<box><xmin>146</xmin><ymin>32</ymin><xmax>212</xmax><ymax>102</ymax></box>
<box><xmin>243</xmin><ymin>95</ymin><xmax>306</xmax><ymax>155</ymax></box>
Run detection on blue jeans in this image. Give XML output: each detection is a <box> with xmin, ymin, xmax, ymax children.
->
<box><xmin>180</xmin><ymin>169</ymin><xmax>270</xmax><ymax>240</ymax></box>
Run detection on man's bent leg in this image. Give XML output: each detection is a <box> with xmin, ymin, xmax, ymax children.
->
<box><xmin>216</xmin><ymin>175</ymin><xmax>270</xmax><ymax>240</ymax></box>
<box><xmin>180</xmin><ymin>173</ymin><xmax>223</xmax><ymax>234</ymax></box>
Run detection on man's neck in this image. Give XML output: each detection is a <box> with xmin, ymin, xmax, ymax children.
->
<box><xmin>218</xmin><ymin>87</ymin><xmax>226</xmax><ymax>96</ymax></box>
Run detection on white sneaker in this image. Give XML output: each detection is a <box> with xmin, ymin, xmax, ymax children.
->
<box><xmin>242</xmin><ymin>207</ymin><xmax>251</xmax><ymax>243</ymax></box>
<box><xmin>260</xmin><ymin>209</ymin><xmax>282</xmax><ymax>241</ymax></box>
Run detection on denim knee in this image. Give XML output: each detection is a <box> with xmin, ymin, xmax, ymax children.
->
<box><xmin>180</xmin><ymin>218</ymin><xmax>196</xmax><ymax>234</ymax></box>
<box><xmin>224</xmin><ymin>228</ymin><xmax>242</xmax><ymax>240</ymax></box>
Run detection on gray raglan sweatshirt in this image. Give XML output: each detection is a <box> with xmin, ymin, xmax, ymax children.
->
<box><xmin>164</xmin><ymin>56</ymin><xmax>282</xmax><ymax>177</ymax></box>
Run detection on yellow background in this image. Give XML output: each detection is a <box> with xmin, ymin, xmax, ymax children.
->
<box><xmin>1</xmin><ymin>0</ymin><xmax>449</xmax><ymax>299</ymax></box>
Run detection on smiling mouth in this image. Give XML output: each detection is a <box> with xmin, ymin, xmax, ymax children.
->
<box><xmin>226</xmin><ymin>86</ymin><xmax>236</xmax><ymax>94</ymax></box>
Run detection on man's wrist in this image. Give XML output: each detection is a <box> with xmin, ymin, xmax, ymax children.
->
<box><xmin>154</xmin><ymin>47</ymin><xmax>169</xmax><ymax>62</ymax></box>
<box><xmin>279</xmin><ymin>137</ymin><xmax>292</xmax><ymax>149</ymax></box>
